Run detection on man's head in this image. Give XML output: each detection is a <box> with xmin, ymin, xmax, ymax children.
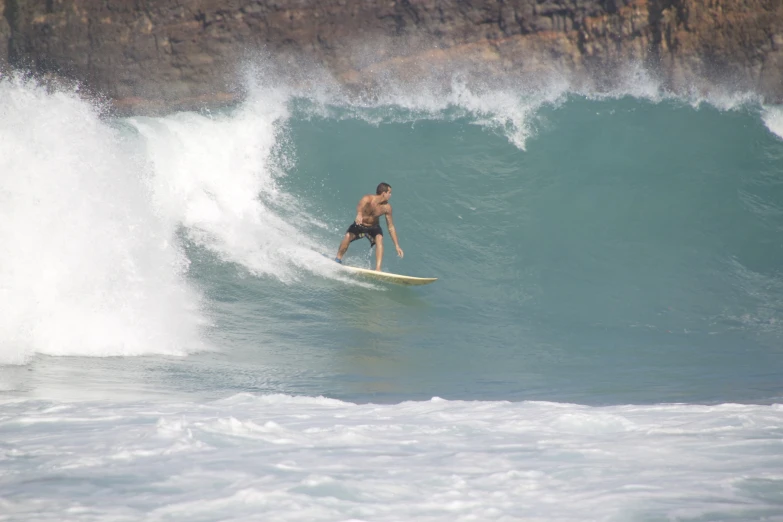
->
<box><xmin>376</xmin><ymin>182</ymin><xmax>392</xmax><ymax>201</ymax></box>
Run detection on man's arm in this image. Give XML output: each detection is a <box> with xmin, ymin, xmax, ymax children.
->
<box><xmin>385</xmin><ymin>207</ymin><xmax>404</xmax><ymax>258</ymax></box>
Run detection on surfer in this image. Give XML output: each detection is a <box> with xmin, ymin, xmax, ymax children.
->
<box><xmin>335</xmin><ymin>182</ymin><xmax>404</xmax><ymax>271</ymax></box>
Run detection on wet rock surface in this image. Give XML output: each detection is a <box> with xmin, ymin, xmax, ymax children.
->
<box><xmin>2</xmin><ymin>0</ymin><xmax>781</xmax><ymax>111</ymax></box>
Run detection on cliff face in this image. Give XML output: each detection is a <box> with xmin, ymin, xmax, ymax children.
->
<box><xmin>2</xmin><ymin>0</ymin><xmax>782</xmax><ymax>110</ymax></box>
<box><xmin>0</xmin><ymin>0</ymin><xmax>9</xmax><ymax>67</ymax></box>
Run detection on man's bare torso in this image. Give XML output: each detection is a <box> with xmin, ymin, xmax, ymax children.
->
<box><xmin>357</xmin><ymin>195</ymin><xmax>391</xmax><ymax>226</ymax></box>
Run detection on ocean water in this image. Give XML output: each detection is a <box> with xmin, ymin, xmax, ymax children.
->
<box><xmin>1</xmin><ymin>71</ymin><xmax>783</xmax><ymax>520</ymax></box>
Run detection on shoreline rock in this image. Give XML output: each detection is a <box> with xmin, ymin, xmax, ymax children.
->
<box><xmin>2</xmin><ymin>0</ymin><xmax>781</xmax><ymax>112</ymax></box>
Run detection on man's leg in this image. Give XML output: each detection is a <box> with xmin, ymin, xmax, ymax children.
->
<box><xmin>336</xmin><ymin>232</ymin><xmax>355</xmax><ymax>261</ymax></box>
<box><xmin>374</xmin><ymin>234</ymin><xmax>384</xmax><ymax>271</ymax></box>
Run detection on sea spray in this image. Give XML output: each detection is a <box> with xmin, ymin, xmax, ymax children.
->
<box><xmin>0</xmin><ymin>78</ymin><xmax>208</xmax><ymax>364</ymax></box>
<box><xmin>127</xmin><ymin>88</ymin><xmax>337</xmax><ymax>282</ymax></box>
<box><xmin>763</xmin><ymin>106</ymin><xmax>783</xmax><ymax>141</ymax></box>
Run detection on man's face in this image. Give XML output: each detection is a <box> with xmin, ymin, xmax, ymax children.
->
<box><xmin>382</xmin><ymin>189</ymin><xmax>392</xmax><ymax>202</ymax></box>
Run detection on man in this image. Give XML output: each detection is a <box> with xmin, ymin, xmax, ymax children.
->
<box><xmin>335</xmin><ymin>182</ymin><xmax>404</xmax><ymax>271</ymax></box>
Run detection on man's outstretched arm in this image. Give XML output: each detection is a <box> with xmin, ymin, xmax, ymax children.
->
<box><xmin>385</xmin><ymin>209</ymin><xmax>404</xmax><ymax>258</ymax></box>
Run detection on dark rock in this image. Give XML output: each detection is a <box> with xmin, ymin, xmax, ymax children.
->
<box><xmin>1</xmin><ymin>0</ymin><xmax>781</xmax><ymax>111</ymax></box>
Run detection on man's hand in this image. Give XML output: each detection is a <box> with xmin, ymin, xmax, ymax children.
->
<box><xmin>396</xmin><ymin>245</ymin><xmax>404</xmax><ymax>258</ymax></box>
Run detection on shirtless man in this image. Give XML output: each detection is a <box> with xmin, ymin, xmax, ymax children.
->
<box><xmin>335</xmin><ymin>182</ymin><xmax>404</xmax><ymax>271</ymax></box>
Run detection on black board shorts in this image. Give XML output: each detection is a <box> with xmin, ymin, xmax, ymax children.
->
<box><xmin>347</xmin><ymin>222</ymin><xmax>383</xmax><ymax>247</ymax></box>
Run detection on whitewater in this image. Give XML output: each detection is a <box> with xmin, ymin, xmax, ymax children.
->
<box><xmin>1</xmin><ymin>69</ymin><xmax>783</xmax><ymax>520</ymax></box>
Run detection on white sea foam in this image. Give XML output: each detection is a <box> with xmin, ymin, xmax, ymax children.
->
<box><xmin>0</xmin><ymin>77</ymin><xmax>208</xmax><ymax>364</ymax></box>
<box><xmin>1</xmin><ymin>394</ymin><xmax>781</xmax><ymax>520</ymax></box>
<box><xmin>763</xmin><ymin>106</ymin><xmax>783</xmax><ymax>141</ymax></box>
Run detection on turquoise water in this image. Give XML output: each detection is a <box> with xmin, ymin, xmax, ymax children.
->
<box><xmin>2</xmin><ymin>76</ymin><xmax>783</xmax><ymax>519</ymax></box>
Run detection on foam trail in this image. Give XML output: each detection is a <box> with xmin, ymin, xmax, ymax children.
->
<box><xmin>128</xmin><ymin>88</ymin><xmax>335</xmax><ymax>282</ymax></box>
<box><xmin>0</xmin><ymin>77</ymin><xmax>208</xmax><ymax>364</ymax></box>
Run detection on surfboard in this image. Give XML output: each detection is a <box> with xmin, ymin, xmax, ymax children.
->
<box><xmin>340</xmin><ymin>264</ymin><xmax>438</xmax><ymax>286</ymax></box>
<box><xmin>320</xmin><ymin>253</ymin><xmax>437</xmax><ymax>285</ymax></box>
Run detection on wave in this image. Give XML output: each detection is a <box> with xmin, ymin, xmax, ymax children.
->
<box><xmin>2</xmin><ymin>61</ymin><xmax>781</xmax><ymax>364</ymax></box>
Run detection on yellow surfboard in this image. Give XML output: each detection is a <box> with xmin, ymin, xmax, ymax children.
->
<box><xmin>340</xmin><ymin>264</ymin><xmax>438</xmax><ymax>286</ymax></box>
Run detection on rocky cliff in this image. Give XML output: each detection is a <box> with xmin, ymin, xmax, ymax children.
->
<box><xmin>2</xmin><ymin>0</ymin><xmax>782</xmax><ymax>111</ymax></box>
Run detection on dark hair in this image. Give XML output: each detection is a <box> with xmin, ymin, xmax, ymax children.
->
<box><xmin>376</xmin><ymin>182</ymin><xmax>392</xmax><ymax>195</ymax></box>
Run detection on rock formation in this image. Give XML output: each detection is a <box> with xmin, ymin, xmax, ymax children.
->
<box><xmin>2</xmin><ymin>0</ymin><xmax>781</xmax><ymax>111</ymax></box>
